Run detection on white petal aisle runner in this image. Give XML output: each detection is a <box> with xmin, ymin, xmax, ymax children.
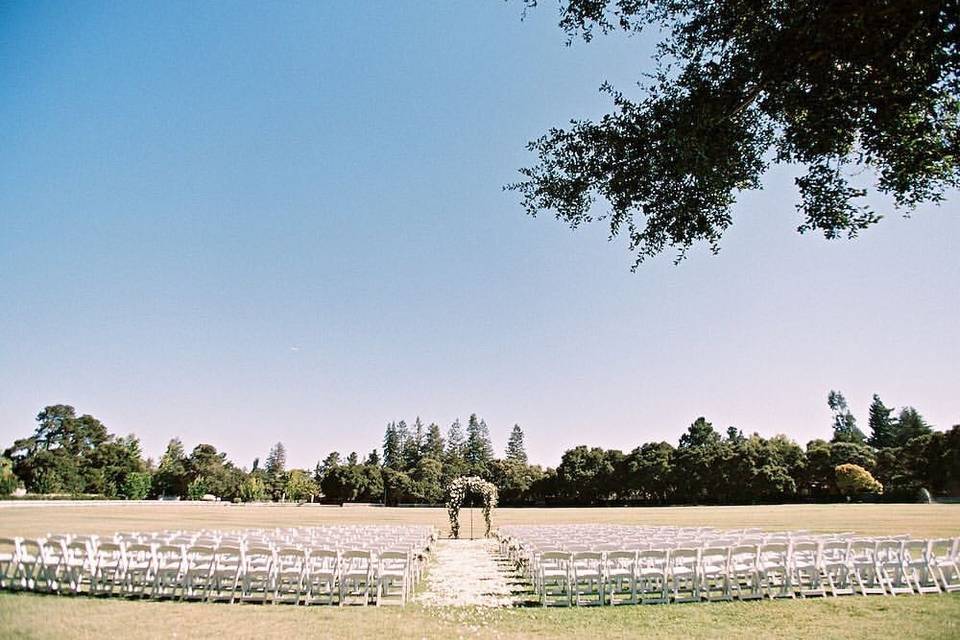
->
<box><xmin>416</xmin><ymin>538</ymin><xmax>517</xmax><ymax>607</ymax></box>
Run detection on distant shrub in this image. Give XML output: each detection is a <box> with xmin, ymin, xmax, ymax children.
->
<box><xmin>121</xmin><ymin>472</ymin><xmax>152</xmax><ymax>500</ymax></box>
<box><xmin>187</xmin><ymin>476</ymin><xmax>208</xmax><ymax>501</ymax></box>
<box><xmin>835</xmin><ymin>464</ymin><xmax>883</xmax><ymax>497</ymax></box>
<box><xmin>239</xmin><ymin>475</ymin><xmax>268</xmax><ymax>502</ymax></box>
<box><xmin>0</xmin><ymin>458</ymin><xmax>20</xmax><ymax>496</ymax></box>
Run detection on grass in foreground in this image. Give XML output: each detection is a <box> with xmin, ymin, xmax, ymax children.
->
<box><xmin>1</xmin><ymin>591</ymin><xmax>958</xmax><ymax>640</ymax></box>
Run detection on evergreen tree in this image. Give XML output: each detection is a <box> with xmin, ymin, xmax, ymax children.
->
<box><xmin>895</xmin><ymin>407</ymin><xmax>933</xmax><ymax>446</ymax></box>
<box><xmin>382</xmin><ymin>422</ymin><xmax>402</xmax><ymax>469</ymax></box>
<box><xmin>465</xmin><ymin>414</ymin><xmax>494</xmax><ymax>473</ymax></box>
<box><xmin>424</xmin><ymin>423</ymin><xmax>444</xmax><ymax>460</ymax></box>
<box><xmin>265</xmin><ymin>442</ymin><xmax>286</xmax><ymax>476</ymax></box>
<box><xmin>365</xmin><ymin>449</ymin><xmax>381</xmax><ymax>466</ymax></box>
<box><xmin>505</xmin><ymin>424</ymin><xmax>528</xmax><ymax>464</ymax></box>
<box><xmin>444</xmin><ymin>419</ymin><xmax>467</xmax><ymax>479</ymax></box>
<box><xmin>403</xmin><ymin>417</ymin><xmax>424</xmax><ymax>469</ymax></box>
<box><xmin>264</xmin><ymin>441</ymin><xmax>287</xmax><ymax>501</ymax></box>
<box><xmin>395</xmin><ymin>420</ymin><xmax>411</xmax><ymax>469</ymax></box>
<box><xmin>828</xmin><ymin>391</ymin><xmax>866</xmax><ymax>444</ymax></box>
<box><xmin>867</xmin><ymin>394</ymin><xmax>897</xmax><ymax>449</ymax></box>
<box><xmin>321</xmin><ymin>451</ymin><xmax>341</xmax><ymax>472</ymax></box>
<box><xmin>446</xmin><ymin>419</ymin><xmax>465</xmax><ymax>459</ymax></box>
<box><xmin>347</xmin><ymin>451</ymin><xmax>359</xmax><ymax>466</ymax></box>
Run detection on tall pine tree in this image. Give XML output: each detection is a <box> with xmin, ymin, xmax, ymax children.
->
<box><xmin>505</xmin><ymin>424</ymin><xmax>528</xmax><ymax>464</ymax></box>
<box><xmin>382</xmin><ymin>422</ymin><xmax>402</xmax><ymax>469</ymax></box>
<box><xmin>424</xmin><ymin>423</ymin><xmax>445</xmax><ymax>460</ymax></box>
<box><xmin>867</xmin><ymin>394</ymin><xmax>897</xmax><ymax>449</ymax></box>
<box><xmin>895</xmin><ymin>407</ymin><xmax>932</xmax><ymax>446</ymax></box>
<box><xmin>465</xmin><ymin>413</ymin><xmax>494</xmax><ymax>474</ymax></box>
<box><xmin>403</xmin><ymin>417</ymin><xmax>424</xmax><ymax>469</ymax></box>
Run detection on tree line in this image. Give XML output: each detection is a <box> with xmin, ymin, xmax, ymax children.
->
<box><xmin>2</xmin><ymin>392</ymin><xmax>958</xmax><ymax>505</ymax></box>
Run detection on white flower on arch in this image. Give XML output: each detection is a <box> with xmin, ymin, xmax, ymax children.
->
<box><xmin>445</xmin><ymin>475</ymin><xmax>498</xmax><ymax>539</ymax></box>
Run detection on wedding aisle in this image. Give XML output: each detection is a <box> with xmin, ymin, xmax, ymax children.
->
<box><xmin>416</xmin><ymin>538</ymin><xmax>518</xmax><ymax>607</ymax></box>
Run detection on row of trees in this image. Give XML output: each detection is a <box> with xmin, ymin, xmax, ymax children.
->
<box><xmin>3</xmin><ymin>393</ymin><xmax>959</xmax><ymax>505</ymax></box>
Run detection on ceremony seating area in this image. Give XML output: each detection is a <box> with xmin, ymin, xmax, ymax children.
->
<box><xmin>0</xmin><ymin>525</ymin><xmax>436</xmax><ymax>607</ymax></box>
<box><xmin>497</xmin><ymin>525</ymin><xmax>960</xmax><ymax>606</ymax></box>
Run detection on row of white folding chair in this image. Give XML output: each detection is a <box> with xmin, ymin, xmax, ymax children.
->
<box><xmin>528</xmin><ymin>538</ymin><xmax>960</xmax><ymax>605</ymax></box>
<box><xmin>0</xmin><ymin>537</ymin><xmax>422</xmax><ymax>606</ymax></box>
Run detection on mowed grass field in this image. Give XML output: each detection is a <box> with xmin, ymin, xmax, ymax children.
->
<box><xmin>1</xmin><ymin>503</ymin><xmax>959</xmax><ymax>639</ymax></box>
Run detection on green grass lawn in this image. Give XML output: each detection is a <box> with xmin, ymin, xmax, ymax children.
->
<box><xmin>1</xmin><ymin>592</ymin><xmax>958</xmax><ymax>640</ymax></box>
<box><xmin>0</xmin><ymin>503</ymin><xmax>958</xmax><ymax>638</ymax></box>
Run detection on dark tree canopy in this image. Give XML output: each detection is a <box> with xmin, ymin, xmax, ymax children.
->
<box><xmin>511</xmin><ymin>0</ymin><xmax>959</xmax><ymax>266</ymax></box>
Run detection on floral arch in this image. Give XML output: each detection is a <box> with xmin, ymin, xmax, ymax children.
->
<box><xmin>445</xmin><ymin>476</ymin><xmax>498</xmax><ymax>539</ymax></box>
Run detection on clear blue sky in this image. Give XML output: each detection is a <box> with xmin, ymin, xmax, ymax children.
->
<box><xmin>1</xmin><ymin>2</ymin><xmax>957</xmax><ymax>469</ymax></box>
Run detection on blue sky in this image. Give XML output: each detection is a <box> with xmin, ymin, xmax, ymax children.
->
<box><xmin>1</xmin><ymin>2</ymin><xmax>957</xmax><ymax>469</ymax></box>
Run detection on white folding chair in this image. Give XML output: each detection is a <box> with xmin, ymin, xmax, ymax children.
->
<box><xmin>821</xmin><ymin>540</ymin><xmax>854</xmax><ymax>596</ymax></box>
<box><xmin>182</xmin><ymin>544</ymin><xmax>216</xmax><ymax>601</ymax></box>
<box><xmin>930</xmin><ymin>537</ymin><xmax>960</xmax><ymax>592</ymax></box>
<box><xmin>699</xmin><ymin>546</ymin><xmax>732</xmax><ymax>601</ymax></box>
<box><xmin>877</xmin><ymin>539</ymin><xmax>912</xmax><ymax>595</ymax></box>
<box><xmin>791</xmin><ymin>541</ymin><xmax>825</xmax><ymax>597</ymax></box>
<box><xmin>89</xmin><ymin>540</ymin><xmax>125</xmax><ymax>596</ymax></box>
<box><xmin>758</xmin><ymin>542</ymin><xmax>793</xmax><ymax>598</ymax></box>
<box><xmin>637</xmin><ymin>549</ymin><xmax>669</xmax><ymax>604</ymax></box>
<box><xmin>62</xmin><ymin>539</ymin><xmax>93</xmax><ymax>594</ymax></box>
<box><xmin>604</xmin><ymin>550</ymin><xmax>637</xmax><ymax>605</ymax></box>
<box><xmin>668</xmin><ymin>548</ymin><xmax>700</xmax><ymax>603</ymax></box>
<box><xmin>274</xmin><ymin>546</ymin><xmax>307</xmax><ymax>605</ymax></box>
<box><xmin>848</xmin><ymin>539</ymin><xmax>885</xmax><ymax>596</ymax></box>
<box><xmin>152</xmin><ymin>544</ymin><xmax>186</xmax><ymax>599</ymax></box>
<box><xmin>375</xmin><ymin>550</ymin><xmax>410</xmax><ymax>606</ymax></box>
<box><xmin>902</xmin><ymin>539</ymin><xmax>940</xmax><ymax>595</ymax></box>
<box><xmin>571</xmin><ymin>551</ymin><xmax>604</xmax><ymax>606</ymax></box>
<box><xmin>239</xmin><ymin>545</ymin><xmax>275</xmax><ymax>603</ymax></box>
<box><xmin>207</xmin><ymin>545</ymin><xmax>243</xmax><ymax>603</ymax></box>
<box><xmin>539</xmin><ymin>551</ymin><xmax>572</xmax><ymax>607</ymax></box>
<box><xmin>122</xmin><ymin>542</ymin><xmax>155</xmax><ymax>598</ymax></box>
<box><xmin>730</xmin><ymin>544</ymin><xmax>762</xmax><ymax>600</ymax></box>
<box><xmin>0</xmin><ymin>537</ymin><xmax>21</xmax><ymax>590</ymax></box>
<box><xmin>304</xmin><ymin>548</ymin><xmax>338</xmax><ymax>605</ymax></box>
<box><xmin>339</xmin><ymin>550</ymin><xmax>372</xmax><ymax>606</ymax></box>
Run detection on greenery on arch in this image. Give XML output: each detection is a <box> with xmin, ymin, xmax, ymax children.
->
<box><xmin>446</xmin><ymin>475</ymin><xmax>498</xmax><ymax>539</ymax></box>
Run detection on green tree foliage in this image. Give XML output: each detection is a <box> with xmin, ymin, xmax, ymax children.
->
<box><xmin>828</xmin><ymin>391</ymin><xmax>867</xmax><ymax>443</ymax></box>
<box><xmin>624</xmin><ymin>441</ymin><xmax>674</xmax><ymax>504</ymax></box>
<box><xmin>285</xmin><ymin>469</ymin><xmax>318</xmax><ymax>503</ymax></box>
<box><xmin>153</xmin><ymin>438</ymin><xmax>189</xmax><ymax>498</ymax></box>
<box><xmin>187</xmin><ymin>476</ymin><xmax>208</xmax><ymax>500</ymax></box>
<box><xmin>505</xmin><ymin>424</ymin><xmax>528</xmax><ymax>464</ymax></box>
<box><xmin>424</xmin><ymin>423</ymin><xmax>445</xmax><ymax>461</ymax></box>
<box><xmin>404</xmin><ymin>417</ymin><xmax>424</xmax><ymax>469</ymax></box>
<box><xmin>835</xmin><ymin>463</ymin><xmax>884</xmax><ymax>497</ymax></box>
<box><xmin>186</xmin><ymin>444</ymin><xmax>243</xmax><ymax>501</ymax></box>
<box><xmin>121</xmin><ymin>471</ymin><xmax>152</xmax><ymax>500</ymax></box>
<box><xmin>895</xmin><ymin>407</ymin><xmax>933</xmax><ymax>446</ymax></box>
<box><xmin>382</xmin><ymin>422</ymin><xmax>403</xmax><ymax>469</ymax></box>
<box><xmin>464</xmin><ymin>414</ymin><xmax>495</xmax><ymax>476</ymax></box>
<box><xmin>264</xmin><ymin>442</ymin><xmax>287</xmax><ymax>501</ymax></box>
<box><xmin>556</xmin><ymin>446</ymin><xmax>616</xmax><ymax>504</ymax></box>
<box><xmin>511</xmin><ymin>0</ymin><xmax>960</xmax><ymax>267</ymax></box>
<box><xmin>5</xmin><ymin>401</ymin><xmax>958</xmax><ymax>506</ymax></box>
<box><xmin>0</xmin><ymin>457</ymin><xmax>20</xmax><ymax>495</ymax></box>
<box><xmin>239</xmin><ymin>474</ymin><xmax>268</xmax><ymax>502</ymax></box>
<box><xmin>868</xmin><ymin>394</ymin><xmax>898</xmax><ymax>448</ymax></box>
<box><xmin>673</xmin><ymin>417</ymin><xmax>723</xmax><ymax>503</ymax></box>
<box><xmin>3</xmin><ymin>405</ymin><xmax>144</xmax><ymax>496</ymax></box>
<box><xmin>444</xmin><ymin>419</ymin><xmax>467</xmax><ymax>480</ymax></box>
